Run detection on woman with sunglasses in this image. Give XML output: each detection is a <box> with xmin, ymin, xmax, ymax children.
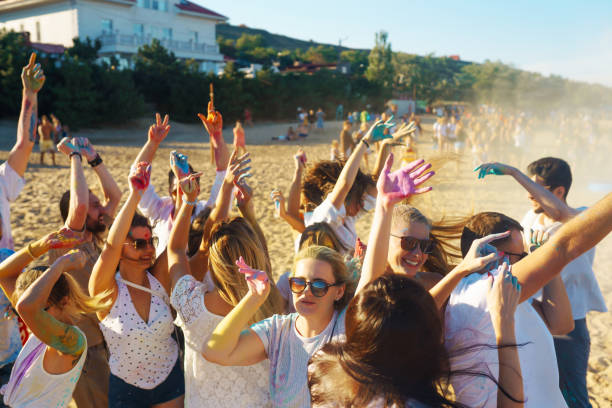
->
<box><xmin>202</xmin><ymin>155</ymin><xmax>435</xmax><ymax>407</ymax></box>
<box><xmin>89</xmin><ymin>161</ymin><xmax>184</xmax><ymax>408</ymax></box>
<box><xmin>166</xmin><ymin>151</ymin><xmax>284</xmax><ymax>407</ymax></box>
<box><xmin>0</xmin><ymin>228</ymin><xmax>111</xmax><ymax>407</ymax></box>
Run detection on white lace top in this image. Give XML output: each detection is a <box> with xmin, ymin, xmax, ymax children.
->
<box><xmin>171</xmin><ymin>274</ymin><xmax>271</xmax><ymax>408</ymax></box>
<box><xmin>99</xmin><ymin>272</ymin><xmax>178</xmax><ymax>390</ymax></box>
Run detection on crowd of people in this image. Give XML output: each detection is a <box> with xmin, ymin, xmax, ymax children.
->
<box><xmin>0</xmin><ymin>54</ymin><xmax>609</xmax><ymax>408</ymax></box>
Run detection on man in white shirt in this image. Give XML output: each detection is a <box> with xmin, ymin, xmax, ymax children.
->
<box><xmin>475</xmin><ymin>158</ymin><xmax>606</xmax><ymax>407</ymax></box>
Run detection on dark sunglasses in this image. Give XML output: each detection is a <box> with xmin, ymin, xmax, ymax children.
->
<box><xmin>390</xmin><ymin>234</ymin><xmax>434</xmax><ymax>254</ymax></box>
<box><xmin>288</xmin><ymin>277</ymin><xmax>342</xmax><ymax>297</ymax></box>
<box><xmin>126</xmin><ymin>236</ymin><xmax>158</xmax><ymax>250</ymax></box>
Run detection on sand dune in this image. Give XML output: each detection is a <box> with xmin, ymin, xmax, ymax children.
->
<box><xmin>0</xmin><ymin>116</ymin><xmax>610</xmax><ymax>406</ymax></box>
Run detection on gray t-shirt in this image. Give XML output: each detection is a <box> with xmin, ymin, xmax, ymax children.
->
<box><xmin>251</xmin><ymin>309</ymin><xmax>346</xmax><ymax>407</ymax></box>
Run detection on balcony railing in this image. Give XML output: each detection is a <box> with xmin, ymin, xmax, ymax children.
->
<box><xmin>98</xmin><ymin>33</ymin><xmax>220</xmax><ymax>56</ymax></box>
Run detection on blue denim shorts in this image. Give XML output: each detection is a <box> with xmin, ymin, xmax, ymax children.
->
<box><xmin>108</xmin><ymin>357</ymin><xmax>184</xmax><ymax>407</ymax></box>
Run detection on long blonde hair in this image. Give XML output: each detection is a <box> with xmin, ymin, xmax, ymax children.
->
<box><xmin>208</xmin><ymin>217</ymin><xmax>284</xmax><ymax>324</ymax></box>
<box><xmin>14</xmin><ymin>265</ymin><xmax>112</xmax><ymax>319</ymax></box>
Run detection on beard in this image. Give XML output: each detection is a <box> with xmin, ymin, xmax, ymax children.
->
<box><xmin>86</xmin><ymin>215</ymin><xmax>107</xmax><ymax>234</ymax></box>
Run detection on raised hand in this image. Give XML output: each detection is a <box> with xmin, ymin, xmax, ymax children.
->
<box><xmin>74</xmin><ymin>137</ymin><xmax>97</xmax><ymax>162</ymax></box>
<box><xmin>391</xmin><ymin>121</ymin><xmax>417</xmax><ymax>141</ymax></box>
<box><xmin>170</xmin><ymin>150</ymin><xmax>190</xmax><ymax>180</ymax></box>
<box><xmin>376</xmin><ymin>153</ymin><xmax>435</xmax><ymax>207</ymax></box>
<box><xmin>236</xmin><ymin>256</ymin><xmax>269</xmax><ymax>296</ymax></box>
<box><xmin>474</xmin><ymin>162</ymin><xmax>515</xmax><ymax>179</ymax></box>
<box><xmin>56</xmin><ymin>137</ymin><xmax>79</xmax><ymax>157</ymax></box>
<box><xmin>56</xmin><ymin>249</ymin><xmax>87</xmax><ymax>272</ymax></box>
<box><xmin>527</xmin><ymin>228</ymin><xmax>549</xmax><ymax>252</ymax></box>
<box><xmin>21</xmin><ymin>53</ymin><xmax>45</xmax><ymax>93</ymax></box>
<box><xmin>225</xmin><ymin>150</ymin><xmax>252</xmax><ymax>186</ymax></box>
<box><xmin>179</xmin><ymin>172</ymin><xmax>203</xmax><ymax>203</ymax></box>
<box><xmin>487</xmin><ymin>263</ymin><xmax>521</xmax><ymax>340</ymax></box>
<box><xmin>148</xmin><ymin>113</ymin><xmax>170</xmax><ymax>144</ymax></box>
<box><xmin>129</xmin><ymin>161</ymin><xmax>152</xmax><ymax>194</ymax></box>
<box><xmin>459</xmin><ymin>231</ymin><xmax>511</xmax><ymax>275</ymax></box>
<box><xmin>294</xmin><ymin>149</ymin><xmax>307</xmax><ymax>169</ymax></box>
<box><xmin>353</xmin><ymin>237</ymin><xmax>367</xmax><ymax>263</ymax></box>
<box><xmin>235</xmin><ymin>176</ymin><xmax>253</xmax><ymax>208</ymax></box>
<box><xmin>369</xmin><ymin>116</ymin><xmax>396</xmax><ymax>142</ymax></box>
<box><xmin>42</xmin><ymin>228</ymin><xmax>84</xmax><ymax>250</ymax></box>
<box><xmin>197</xmin><ymin>101</ymin><xmax>223</xmax><ymax>147</ymax></box>
<box><xmin>270</xmin><ymin>190</ymin><xmax>286</xmax><ymax>217</ymax></box>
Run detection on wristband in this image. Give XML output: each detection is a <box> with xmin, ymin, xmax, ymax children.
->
<box><xmin>70</xmin><ymin>151</ymin><xmax>82</xmax><ymax>160</ymax></box>
<box><xmin>361</xmin><ymin>138</ymin><xmax>370</xmax><ymax>149</ymax></box>
<box><xmin>184</xmin><ymin>199</ymin><xmax>198</xmax><ymax>206</ymax></box>
<box><xmin>26</xmin><ymin>243</ymin><xmax>37</xmax><ymax>260</ymax></box>
<box><xmin>88</xmin><ymin>153</ymin><xmax>103</xmax><ymax>168</ymax></box>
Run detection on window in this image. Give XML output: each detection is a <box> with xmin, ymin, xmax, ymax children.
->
<box><xmin>101</xmin><ymin>18</ymin><xmax>113</xmax><ymax>33</ymax></box>
<box><xmin>35</xmin><ymin>21</ymin><xmax>41</xmax><ymax>41</ymax></box>
<box><xmin>133</xmin><ymin>23</ymin><xmax>144</xmax><ymax>37</ymax></box>
<box><xmin>191</xmin><ymin>31</ymin><xmax>198</xmax><ymax>43</ymax></box>
<box><xmin>138</xmin><ymin>0</ymin><xmax>166</xmax><ymax>10</ymax></box>
<box><xmin>162</xmin><ymin>28</ymin><xmax>172</xmax><ymax>40</ymax></box>
<box><xmin>137</xmin><ymin>0</ymin><xmax>150</xmax><ymax>8</ymax></box>
<box><xmin>159</xmin><ymin>0</ymin><xmax>168</xmax><ymax>11</ymax></box>
<box><xmin>150</xmin><ymin>26</ymin><xmax>160</xmax><ymax>39</ymax></box>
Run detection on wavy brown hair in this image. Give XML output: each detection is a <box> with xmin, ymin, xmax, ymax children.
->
<box><xmin>392</xmin><ymin>205</ymin><xmax>465</xmax><ymax>276</ymax></box>
<box><xmin>208</xmin><ymin>217</ymin><xmax>285</xmax><ymax>324</ymax></box>
<box><xmin>301</xmin><ymin>160</ymin><xmax>375</xmax><ymax>213</ymax></box>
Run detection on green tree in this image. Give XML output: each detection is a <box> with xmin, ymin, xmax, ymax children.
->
<box><xmin>365</xmin><ymin>31</ymin><xmax>394</xmax><ymax>88</ymax></box>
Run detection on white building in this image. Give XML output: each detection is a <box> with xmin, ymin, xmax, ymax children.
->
<box><xmin>0</xmin><ymin>0</ymin><xmax>227</xmax><ymax>72</ymax></box>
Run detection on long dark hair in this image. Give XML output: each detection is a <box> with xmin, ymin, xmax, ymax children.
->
<box><xmin>308</xmin><ymin>275</ymin><xmax>522</xmax><ymax>407</ymax></box>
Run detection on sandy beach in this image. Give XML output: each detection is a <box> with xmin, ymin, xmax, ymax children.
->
<box><xmin>0</xmin><ymin>116</ymin><xmax>610</xmax><ymax>406</ymax></box>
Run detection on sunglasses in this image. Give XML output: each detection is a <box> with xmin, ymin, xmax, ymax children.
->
<box><xmin>126</xmin><ymin>236</ymin><xmax>158</xmax><ymax>250</ymax></box>
<box><xmin>288</xmin><ymin>277</ymin><xmax>342</xmax><ymax>297</ymax></box>
<box><xmin>390</xmin><ymin>234</ymin><xmax>434</xmax><ymax>254</ymax></box>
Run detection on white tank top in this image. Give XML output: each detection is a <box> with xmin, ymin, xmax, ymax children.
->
<box><xmin>1</xmin><ymin>329</ymin><xmax>87</xmax><ymax>408</ymax></box>
<box><xmin>99</xmin><ymin>272</ymin><xmax>178</xmax><ymax>389</ymax></box>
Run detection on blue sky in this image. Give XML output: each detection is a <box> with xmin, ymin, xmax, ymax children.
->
<box><xmin>202</xmin><ymin>0</ymin><xmax>612</xmax><ymax>87</ymax></box>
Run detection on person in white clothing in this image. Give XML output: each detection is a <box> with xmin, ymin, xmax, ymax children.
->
<box><xmin>0</xmin><ymin>228</ymin><xmax>110</xmax><ymax>408</ymax></box>
<box><xmin>202</xmin><ymin>153</ymin><xmax>436</xmax><ymax>407</ymax></box>
<box><xmin>134</xmin><ymin>112</ymin><xmax>230</xmax><ymax>259</ymax></box>
<box><xmin>0</xmin><ymin>53</ymin><xmax>46</xmax><ymax>251</ymax></box>
<box><xmin>477</xmin><ymin>158</ymin><xmax>607</xmax><ymax>407</ymax></box>
<box><xmin>442</xmin><ymin>191</ymin><xmax>612</xmax><ymax>408</ymax></box>
<box><xmin>166</xmin><ymin>154</ymin><xmax>284</xmax><ymax>407</ymax></box>
<box><xmin>89</xmin><ymin>161</ymin><xmax>183</xmax><ymax>408</ymax></box>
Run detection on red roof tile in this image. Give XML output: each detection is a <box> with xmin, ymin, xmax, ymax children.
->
<box><xmin>30</xmin><ymin>42</ymin><xmax>66</xmax><ymax>54</ymax></box>
<box><xmin>174</xmin><ymin>1</ymin><xmax>226</xmax><ymax>19</ymax></box>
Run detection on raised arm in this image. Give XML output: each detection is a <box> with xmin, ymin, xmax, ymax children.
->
<box><xmin>0</xmin><ymin>228</ymin><xmax>82</xmax><ymax>302</ymax></box>
<box><xmin>271</xmin><ymin>190</ymin><xmax>305</xmax><ymax>233</ymax></box>
<box><xmin>57</xmin><ymin>138</ymin><xmax>88</xmax><ymax>231</ymax></box>
<box><xmin>356</xmin><ymin>154</ymin><xmax>434</xmax><ymax>294</ymax></box>
<box><xmin>134</xmin><ymin>113</ymin><xmax>170</xmax><ymax>164</ymax></box>
<box><xmin>487</xmin><ymin>264</ymin><xmax>524</xmax><ymax>408</ymax></box>
<box><xmin>429</xmin><ymin>231</ymin><xmax>510</xmax><ymax>309</ymax></box>
<box><xmin>76</xmin><ymin>137</ymin><xmax>122</xmax><ymax>217</ymax></box>
<box><xmin>202</xmin><ymin>260</ymin><xmax>268</xmax><ymax>366</ymax></box>
<box><xmin>167</xmin><ymin>171</ymin><xmax>202</xmax><ymax>289</ymax></box>
<box><xmin>198</xmin><ymin>98</ymin><xmax>229</xmax><ymax>171</ymax></box>
<box><xmin>8</xmin><ymin>53</ymin><xmax>45</xmax><ymax>178</ymax></box>
<box><xmin>287</xmin><ymin>149</ymin><xmax>307</xmax><ymax>218</ymax></box>
<box><xmin>89</xmin><ymin>162</ymin><xmax>151</xmax><ymax>318</ymax></box>
<box><xmin>514</xmin><ymin>192</ymin><xmax>612</xmax><ymax>302</ymax></box>
<box><xmin>475</xmin><ymin>162</ymin><xmax>578</xmax><ymax>222</ymax></box>
<box><xmin>16</xmin><ymin>251</ymin><xmax>87</xmax><ymax>358</ymax></box>
<box><xmin>236</xmin><ymin>175</ymin><xmax>269</xmax><ymax>256</ymax></box>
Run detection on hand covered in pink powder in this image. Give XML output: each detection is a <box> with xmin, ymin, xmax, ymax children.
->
<box><xmin>236</xmin><ymin>256</ymin><xmax>269</xmax><ymax>296</ymax></box>
<box><xmin>42</xmin><ymin>228</ymin><xmax>85</xmax><ymax>250</ymax></box>
<box><xmin>376</xmin><ymin>153</ymin><xmax>435</xmax><ymax>208</ymax></box>
<box><xmin>129</xmin><ymin>162</ymin><xmax>152</xmax><ymax>194</ymax></box>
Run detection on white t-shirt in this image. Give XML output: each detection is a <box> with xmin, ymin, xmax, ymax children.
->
<box><xmin>138</xmin><ymin>170</ymin><xmax>225</xmax><ymax>258</ymax></box>
<box><xmin>444</xmin><ymin>266</ymin><xmax>567</xmax><ymax>408</ymax></box>
<box><xmin>251</xmin><ymin>310</ymin><xmax>346</xmax><ymax>408</ymax></box>
<box><xmin>521</xmin><ymin>208</ymin><xmax>607</xmax><ymax>320</ymax></box>
<box><xmin>171</xmin><ymin>274</ymin><xmax>271</xmax><ymax>407</ymax></box>
<box><xmin>1</xmin><ymin>329</ymin><xmax>87</xmax><ymax>408</ymax></box>
<box><xmin>0</xmin><ymin>162</ymin><xmax>26</xmax><ymax>250</ymax></box>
